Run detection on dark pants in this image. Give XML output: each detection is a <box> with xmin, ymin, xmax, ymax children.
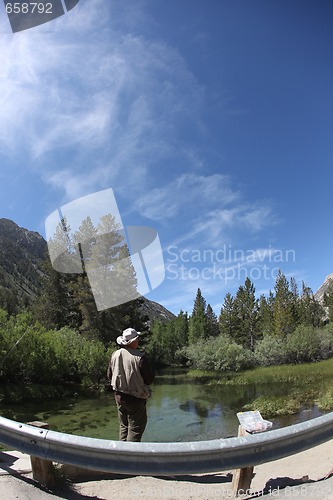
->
<box><xmin>115</xmin><ymin>394</ymin><xmax>147</xmax><ymax>442</ymax></box>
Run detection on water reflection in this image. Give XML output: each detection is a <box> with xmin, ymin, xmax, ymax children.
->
<box><xmin>0</xmin><ymin>370</ymin><xmax>328</xmax><ymax>443</ymax></box>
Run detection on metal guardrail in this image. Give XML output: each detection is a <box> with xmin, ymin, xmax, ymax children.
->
<box><xmin>1</xmin><ymin>412</ymin><xmax>333</xmax><ymax>475</ymax></box>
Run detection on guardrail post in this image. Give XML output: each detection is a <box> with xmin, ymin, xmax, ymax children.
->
<box><xmin>27</xmin><ymin>421</ymin><xmax>56</xmax><ymax>489</ymax></box>
<box><xmin>231</xmin><ymin>426</ymin><xmax>255</xmax><ymax>496</ymax></box>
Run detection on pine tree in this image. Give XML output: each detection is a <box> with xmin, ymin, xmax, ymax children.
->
<box><xmin>33</xmin><ymin>257</ymin><xmax>79</xmax><ymax>330</ymax></box>
<box><xmin>88</xmin><ymin>214</ymin><xmax>139</xmax><ymax>310</ymax></box>
<box><xmin>173</xmin><ymin>310</ymin><xmax>189</xmax><ymax>347</ymax></box>
<box><xmin>273</xmin><ymin>270</ymin><xmax>296</xmax><ymax>337</ymax></box>
<box><xmin>0</xmin><ymin>286</ymin><xmax>17</xmax><ymax>316</ymax></box>
<box><xmin>300</xmin><ymin>282</ymin><xmax>325</xmax><ymax>327</ymax></box>
<box><xmin>146</xmin><ymin>311</ymin><xmax>189</xmax><ymax>366</ymax></box>
<box><xmin>47</xmin><ymin>216</ymin><xmax>80</xmax><ymax>274</ymax></box>
<box><xmin>258</xmin><ymin>292</ymin><xmax>274</xmax><ymax>336</ymax></box>
<box><xmin>66</xmin><ymin>216</ymin><xmax>100</xmax><ymax>337</ymax></box>
<box><xmin>219</xmin><ymin>292</ymin><xmax>237</xmax><ymax>338</ymax></box>
<box><xmin>100</xmin><ymin>297</ymin><xmax>148</xmax><ymax>345</ymax></box>
<box><xmin>188</xmin><ymin>288</ymin><xmax>207</xmax><ymax>344</ymax></box>
<box><xmin>233</xmin><ymin>277</ymin><xmax>259</xmax><ymax>350</ymax></box>
<box><xmin>205</xmin><ymin>304</ymin><xmax>219</xmax><ymax>337</ymax></box>
<box><xmin>146</xmin><ymin>320</ymin><xmax>166</xmax><ymax>366</ymax></box>
<box><xmin>290</xmin><ymin>276</ymin><xmax>300</xmax><ymax>326</ymax></box>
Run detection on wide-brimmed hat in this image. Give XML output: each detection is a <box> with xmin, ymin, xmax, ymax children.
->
<box><xmin>116</xmin><ymin>328</ymin><xmax>142</xmax><ymax>346</ymax></box>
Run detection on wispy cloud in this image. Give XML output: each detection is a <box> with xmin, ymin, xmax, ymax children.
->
<box><xmin>135</xmin><ymin>171</ymin><xmax>278</xmax><ymax>249</ymax></box>
<box><xmin>0</xmin><ymin>0</ymin><xmax>206</xmax><ymax>202</ymax></box>
<box><xmin>189</xmin><ymin>203</ymin><xmax>278</xmax><ymax>246</ymax></box>
<box><xmin>135</xmin><ymin>173</ymin><xmax>240</xmax><ymax>221</ymax></box>
<box><xmin>0</xmin><ymin>0</ymin><xmax>113</xmax><ymax>157</ymax></box>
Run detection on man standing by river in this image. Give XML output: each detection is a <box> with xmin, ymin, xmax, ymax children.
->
<box><xmin>107</xmin><ymin>328</ymin><xmax>154</xmax><ymax>442</ymax></box>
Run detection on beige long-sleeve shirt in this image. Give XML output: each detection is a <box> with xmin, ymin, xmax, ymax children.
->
<box><xmin>107</xmin><ymin>347</ymin><xmax>154</xmax><ymax>400</ymax></box>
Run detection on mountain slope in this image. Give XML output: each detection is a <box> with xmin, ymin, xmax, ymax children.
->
<box><xmin>0</xmin><ymin>218</ymin><xmax>47</xmax><ymax>312</ymax></box>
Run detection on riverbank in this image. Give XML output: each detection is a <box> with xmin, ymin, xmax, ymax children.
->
<box><xmin>1</xmin><ymin>439</ymin><xmax>333</xmax><ymax>499</ymax></box>
<box><xmin>189</xmin><ymin>358</ymin><xmax>333</xmax><ymax>418</ymax></box>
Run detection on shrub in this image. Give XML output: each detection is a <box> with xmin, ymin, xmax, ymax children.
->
<box><xmin>254</xmin><ymin>336</ymin><xmax>288</xmax><ymax>366</ymax></box>
<box><xmin>317</xmin><ymin>324</ymin><xmax>333</xmax><ymax>359</ymax></box>
<box><xmin>0</xmin><ymin>313</ymin><xmax>112</xmax><ymax>386</ymax></box>
<box><xmin>0</xmin><ymin>313</ymin><xmax>56</xmax><ymax>383</ymax></box>
<box><xmin>254</xmin><ymin>326</ymin><xmax>333</xmax><ymax>366</ymax></box>
<box><xmin>46</xmin><ymin>327</ymin><xmax>113</xmax><ymax>385</ymax></box>
<box><xmin>183</xmin><ymin>335</ymin><xmax>253</xmax><ymax>373</ymax></box>
<box><xmin>286</xmin><ymin>326</ymin><xmax>320</xmax><ymax>364</ymax></box>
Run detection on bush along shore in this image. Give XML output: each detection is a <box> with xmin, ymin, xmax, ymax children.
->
<box><xmin>0</xmin><ymin>310</ymin><xmax>115</xmax><ymax>402</ymax></box>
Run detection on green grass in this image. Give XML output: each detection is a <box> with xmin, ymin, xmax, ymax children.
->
<box><xmin>242</xmin><ymin>395</ymin><xmax>302</xmax><ymax>418</ymax></box>
<box><xmin>316</xmin><ymin>388</ymin><xmax>333</xmax><ymax>410</ymax></box>
<box><xmin>188</xmin><ymin>358</ymin><xmax>333</xmax><ymax>417</ymax></box>
<box><xmin>189</xmin><ymin>357</ymin><xmax>333</xmax><ymax>386</ymax></box>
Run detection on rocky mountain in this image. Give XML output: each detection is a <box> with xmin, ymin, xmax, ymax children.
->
<box><xmin>0</xmin><ymin>218</ymin><xmax>174</xmax><ymax>323</ymax></box>
<box><xmin>0</xmin><ymin>218</ymin><xmax>47</xmax><ymax>312</ymax></box>
<box><xmin>141</xmin><ymin>297</ymin><xmax>175</xmax><ymax>324</ymax></box>
<box><xmin>314</xmin><ymin>273</ymin><xmax>333</xmax><ymax>305</ymax></box>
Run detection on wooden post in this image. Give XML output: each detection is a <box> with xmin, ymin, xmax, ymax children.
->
<box><xmin>27</xmin><ymin>421</ymin><xmax>56</xmax><ymax>489</ymax></box>
<box><xmin>231</xmin><ymin>425</ymin><xmax>254</xmax><ymax>497</ymax></box>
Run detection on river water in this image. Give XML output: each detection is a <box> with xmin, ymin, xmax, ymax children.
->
<box><xmin>0</xmin><ymin>369</ymin><xmax>325</xmax><ymax>442</ymax></box>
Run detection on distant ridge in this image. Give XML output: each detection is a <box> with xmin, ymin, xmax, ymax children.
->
<box><xmin>0</xmin><ymin>218</ymin><xmax>174</xmax><ymax>323</ymax></box>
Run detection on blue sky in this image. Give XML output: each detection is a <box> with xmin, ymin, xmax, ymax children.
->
<box><xmin>1</xmin><ymin>0</ymin><xmax>333</xmax><ymax>315</ymax></box>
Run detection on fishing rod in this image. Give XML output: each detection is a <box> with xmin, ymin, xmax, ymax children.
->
<box><xmin>0</xmin><ymin>328</ymin><xmax>31</xmax><ymax>370</ymax></box>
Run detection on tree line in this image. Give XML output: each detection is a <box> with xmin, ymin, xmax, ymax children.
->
<box><xmin>146</xmin><ymin>271</ymin><xmax>333</xmax><ymax>371</ymax></box>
